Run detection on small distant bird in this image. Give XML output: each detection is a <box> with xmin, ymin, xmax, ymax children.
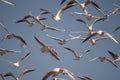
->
<box><xmin>88</xmin><ymin>56</ymin><xmax>119</xmax><ymax>68</ymax></box>
<box><xmin>63</xmin><ymin>46</ymin><xmax>91</xmax><ymax>60</ymax></box>
<box><xmin>63</xmin><ymin>46</ymin><xmax>80</xmax><ymax>60</ymax></box>
<box><xmin>71</xmin><ymin>12</ymin><xmax>99</xmax><ymax>20</ymax></box>
<box><xmin>52</xmin><ymin>2</ymin><xmax>75</xmax><ymax>21</ymax></box>
<box><xmin>82</xmin><ymin>30</ymin><xmax>119</xmax><ymax>44</ymax></box>
<box><xmin>108</xmin><ymin>3</ymin><xmax>120</xmax><ymax>16</ymax></box>
<box><xmin>73</xmin><ymin>0</ymin><xmax>93</xmax><ymax>14</ymax></box>
<box><xmin>78</xmin><ymin>76</ymin><xmax>92</xmax><ymax>80</ymax></box>
<box><xmin>34</xmin><ymin>36</ymin><xmax>61</xmax><ymax>61</ymax></box>
<box><xmin>91</xmin><ymin>2</ymin><xmax>108</xmax><ymax>19</ymax></box>
<box><xmin>42</xmin><ymin>68</ymin><xmax>75</xmax><ymax>80</ymax></box>
<box><xmin>89</xmin><ymin>37</ymin><xmax>109</xmax><ymax>45</ymax></box>
<box><xmin>0</xmin><ymin>48</ymin><xmax>21</xmax><ymax>56</ymax></box>
<box><xmin>52</xmin><ymin>77</ymin><xmax>66</xmax><ymax>80</ymax></box>
<box><xmin>39</xmin><ymin>21</ymin><xmax>65</xmax><ymax>31</ymax></box>
<box><xmin>75</xmin><ymin>18</ymin><xmax>105</xmax><ymax>31</ymax></box>
<box><xmin>47</xmin><ymin>34</ymin><xmax>81</xmax><ymax>45</ymax></box>
<box><xmin>0</xmin><ymin>52</ymin><xmax>31</xmax><ymax>68</ymax></box>
<box><xmin>5</xmin><ymin>33</ymin><xmax>27</xmax><ymax>47</ymax></box>
<box><xmin>0</xmin><ymin>0</ymin><xmax>15</xmax><ymax>6</ymax></box>
<box><xmin>113</xmin><ymin>26</ymin><xmax>120</xmax><ymax>32</ymax></box>
<box><xmin>3</xmin><ymin>68</ymin><xmax>35</xmax><ymax>80</ymax></box>
<box><xmin>108</xmin><ymin>50</ymin><xmax>120</xmax><ymax>63</ymax></box>
<box><xmin>16</xmin><ymin>12</ymin><xmax>47</xmax><ymax>27</ymax></box>
<box><xmin>16</xmin><ymin>18</ymin><xmax>36</xmax><ymax>27</ymax></box>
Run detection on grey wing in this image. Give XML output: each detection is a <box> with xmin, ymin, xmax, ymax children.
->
<box><xmin>1</xmin><ymin>0</ymin><xmax>15</xmax><ymax>6</ymax></box>
<box><xmin>63</xmin><ymin>69</ymin><xmax>75</xmax><ymax>80</ymax></box>
<box><xmin>14</xmin><ymin>34</ymin><xmax>27</xmax><ymax>46</ymax></box>
<box><xmin>34</xmin><ymin>36</ymin><xmax>46</xmax><ymax>47</ymax></box>
<box><xmin>3</xmin><ymin>72</ymin><xmax>16</xmax><ymax>80</ymax></box>
<box><xmin>105</xmin><ymin>58</ymin><xmax>119</xmax><ymax>68</ymax></box>
<box><xmin>42</xmin><ymin>70</ymin><xmax>55</xmax><ymax>80</ymax></box>
<box><xmin>82</xmin><ymin>33</ymin><xmax>97</xmax><ymax>43</ymax></box>
<box><xmin>107</xmin><ymin>50</ymin><xmax>119</xmax><ymax>59</ymax></box>
<box><xmin>46</xmin><ymin>34</ymin><xmax>63</xmax><ymax>42</ymax></box>
<box><xmin>63</xmin><ymin>47</ymin><xmax>78</xmax><ymax>57</ymax></box>
<box><xmin>19</xmin><ymin>68</ymin><xmax>35</xmax><ymax>79</ymax></box>
<box><xmin>46</xmin><ymin>26</ymin><xmax>65</xmax><ymax>31</ymax></box>
<box><xmin>75</xmin><ymin>18</ymin><xmax>87</xmax><ymax>25</ymax></box>
<box><xmin>49</xmin><ymin>49</ymin><xmax>61</xmax><ymax>61</ymax></box>
<box><xmin>19</xmin><ymin>52</ymin><xmax>31</xmax><ymax>62</ymax></box>
<box><xmin>113</xmin><ymin>26</ymin><xmax>120</xmax><ymax>32</ymax></box>
<box><xmin>60</xmin><ymin>0</ymin><xmax>66</xmax><ymax>5</ymax></box>
<box><xmin>105</xmin><ymin>32</ymin><xmax>119</xmax><ymax>44</ymax></box>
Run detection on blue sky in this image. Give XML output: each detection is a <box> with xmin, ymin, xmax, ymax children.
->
<box><xmin>0</xmin><ymin>0</ymin><xmax>120</xmax><ymax>80</ymax></box>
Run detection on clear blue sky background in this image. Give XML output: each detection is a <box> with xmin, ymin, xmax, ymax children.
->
<box><xmin>0</xmin><ymin>0</ymin><xmax>120</xmax><ymax>80</ymax></box>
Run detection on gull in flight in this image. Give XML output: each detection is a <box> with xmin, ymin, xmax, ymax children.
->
<box><xmin>0</xmin><ymin>48</ymin><xmax>21</xmax><ymax>56</ymax></box>
<box><xmin>52</xmin><ymin>1</ymin><xmax>75</xmax><ymax>21</ymax></box>
<box><xmin>0</xmin><ymin>0</ymin><xmax>15</xmax><ymax>6</ymax></box>
<box><xmin>88</xmin><ymin>56</ymin><xmax>119</xmax><ymax>68</ymax></box>
<box><xmin>42</xmin><ymin>68</ymin><xmax>75</xmax><ymax>80</ymax></box>
<box><xmin>63</xmin><ymin>46</ymin><xmax>91</xmax><ymax>60</ymax></box>
<box><xmin>46</xmin><ymin>34</ymin><xmax>81</xmax><ymax>45</ymax></box>
<box><xmin>34</xmin><ymin>36</ymin><xmax>61</xmax><ymax>61</ymax></box>
<box><xmin>5</xmin><ymin>33</ymin><xmax>27</xmax><ymax>48</ymax></box>
<box><xmin>21</xmin><ymin>13</ymin><xmax>65</xmax><ymax>31</ymax></box>
<box><xmin>16</xmin><ymin>13</ymin><xmax>47</xmax><ymax>27</ymax></box>
<box><xmin>82</xmin><ymin>30</ymin><xmax>120</xmax><ymax>44</ymax></box>
<box><xmin>0</xmin><ymin>52</ymin><xmax>31</xmax><ymax>68</ymax></box>
<box><xmin>75</xmin><ymin>18</ymin><xmax>106</xmax><ymax>31</ymax></box>
<box><xmin>3</xmin><ymin>68</ymin><xmax>35</xmax><ymax>80</ymax></box>
<box><xmin>108</xmin><ymin>50</ymin><xmax>120</xmax><ymax>63</ymax></box>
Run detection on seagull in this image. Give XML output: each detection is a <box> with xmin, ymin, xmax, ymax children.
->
<box><xmin>0</xmin><ymin>48</ymin><xmax>21</xmax><ymax>56</ymax></box>
<box><xmin>89</xmin><ymin>37</ymin><xmax>109</xmax><ymax>45</ymax></box>
<box><xmin>3</xmin><ymin>68</ymin><xmax>35</xmax><ymax>80</ymax></box>
<box><xmin>16</xmin><ymin>18</ymin><xmax>36</xmax><ymax>27</ymax></box>
<box><xmin>82</xmin><ymin>30</ymin><xmax>120</xmax><ymax>44</ymax></box>
<box><xmin>71</xmin><ymin>12</ymin><xmax>99</xmax><ymax>20</ymax></box>
<box><xmin>91</xmin><ymin>1</ymin><xmax>108</xmax><ymax>19</ymax></box>
<box><xmin>108</xmin><ymin>3</ymin><xmax>120</xmax><ymax>16</ymax></box>
<box><xmin>46</xmin><ymin>34</ymin><xmax>80</xmax><ymax>45</ymax></box>
<box><xmin>78</xmin><ymin>76</ymin><xmax>92</xmax><ymax>80</ymax></box>
<box><xmin>16</xmin><ymin>13</ymin><xmax>47</xmax><ymax>27</ymax></box>
<box><xmin>0</xmin><ymin>0</ymin><xmax>15</xmax><ymax>6</ymax></box>
<box><xmin>75</xmin><ymin>18</ymin><xmax>106</xmax><ymax>31</ymax></box>
<box><xmin>5</xmin><ymin>33</ymin><xmax>28</xmax><ymax>47</ymax></box>
<box><xmin>39</xmin><ymin>21</ymin><xmax>65</xmax><ymax>31</ymax></box>
<box><xmin>34</xmin><ymin>36</ymin><xmax>61</xmax><ymax>61</ymax></box>
<box><xmin>52</xmin><ymin>1</ymin><xmax>75</xmax><ymax>21</ymax></box>
<box><xmin>63</xmin><ymin>46</ymin><xmax>80</xmax><ymax>60</ymax></box>
<box><xmin>73</xmin><ymin>0</ymin><xmax>93</xmax><ymax>14</ymax></box>
<box><xmin>88</xmin><ymin>56</ymin><xmax>119</xmax><ymax>68</ymax></box>
<box><xmin>0</xmin><ymin>52</ymin><xmax>31</xmax><ymax>68</ymax></box>
<box><xmin>42</xmin><ymin>68</ymin><xmax>75</xmax><ymax>80</ymax></box>
<box><xmin>108</xmin><ymin>50</ymin><xmax>120</xmax><ymax>63</ymax></box>
<box><xmin>63</xmin><ymin>46</ymin><xmax>91</xmax><ymax>60</ymax></box>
